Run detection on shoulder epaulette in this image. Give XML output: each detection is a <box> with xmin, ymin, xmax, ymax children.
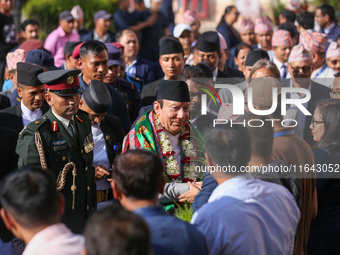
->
<box><xmin>23</xmin><ymin>116</ymin><xmax>48</xmax><ymax>132</ymax></box>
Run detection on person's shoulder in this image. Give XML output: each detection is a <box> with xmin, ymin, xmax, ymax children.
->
<box><xmin>312</xmin><ymin>81</ymin><xmax>332</xmax><ymax>93</ymax></box>
<box><xmin>136</xmin><ymin>56</ymin><xmax>153</xmax><ymax>66</ymax></box>
<box><xmin>145</xmin><ymin>78</ymin><xmax>162</xmax><ymax>87</ymax></box>
<box><xmin>20</xmin><ymin>115</ymin><xmax>49</xmax><ymax>136</ymax></box>
<box><xmin>117</xmin><ymin>78</ymin><xmax>134</xmax><ymax>89</ymax></box>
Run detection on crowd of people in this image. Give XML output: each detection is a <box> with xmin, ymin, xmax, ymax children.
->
<box><xmin>0</xmin><ymin>0</ymin><xmax>340</xmax><ymax>254</ymax></box>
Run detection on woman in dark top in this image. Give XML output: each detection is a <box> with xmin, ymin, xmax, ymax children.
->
<box><xmin>307</xmin><ymin>99</ymin><xmax>340</xmax><ymax>255</ymax></box>
<box><xmin>216</xmin><ymin>6</ymin><xmax>240</xmax><ymax>50</ymax></box>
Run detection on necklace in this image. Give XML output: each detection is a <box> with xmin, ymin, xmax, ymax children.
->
<box><xmin>154</xmin><ymin>114</ymin><xmax>198</xmax><ymax>183</ymax></box>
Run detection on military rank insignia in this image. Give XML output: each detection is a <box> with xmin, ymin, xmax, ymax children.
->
<box><xmin>84</xmin><ymin>133</ymin><xmax>94</xmax><ymax>153</ymax></box>
<box><xmin>67</xmin><ymin>76</ymin><xmax>74</xmax><ymax>84</ymax></box>
<box><xmin>52</xmin><ymin>120</ymin><xmax>58</xmax><ymax>132</ymax></box>
<box><xmin>34</xmin><ymin>120</ymin><xmax>41</xmax><ymax>124</ymax></box>
<box><xmin>75</xmin><ymin>115</ymin><xmax>83</xmax><ymax>123</ymax></box>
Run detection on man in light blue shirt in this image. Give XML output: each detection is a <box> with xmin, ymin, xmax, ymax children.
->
<box><xmin>191</xmin><ymin>125</ymin><xmax>300</xmax><ymax>255</ymax></box>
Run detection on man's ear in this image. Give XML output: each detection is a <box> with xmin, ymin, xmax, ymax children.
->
<box><xmin>8</xmin><ymin>72</ymin><xmax>15</xmax><ymax>83</ymax></box>
<box><xmin>111</xmin><ymin>180</ymin><xmax>121</xmax><ymax>200</ymax></box>
<box><xmin>225</xmin><ymin>50</ymin><xmax>229</xmax><ymax>61</ymax></box>
<box><xmin>81</xmin><ymin>248</ymin><xmax>88</xmax><ymax>255</ymax></box>
<box><xmin>79</xmin><ymin>99</ymin><xmax>83</xmax><ymax>109</ymax></box>
<box><xmin>153</xmin><ymin>101</ymin><xmax>160</xmax><ymax>116</ymax></box>
<box><xmin>45</xmin><ymin>92</ymin><xmax>53</xmax><ymax>107</ymax></box>
<box><xmin>0</xmin><ymin>208</ymin><xmax>14</xmax><ymax>231</ymax></box>
<box><xmin>16</xmin><ymin>86</ymin><xmax>23</xmax><ymax>99</ymax></box>
<box><xmin>78</xmin><ymin>58</ymin><xmax>84</xmax><ymax>71</ymax></box>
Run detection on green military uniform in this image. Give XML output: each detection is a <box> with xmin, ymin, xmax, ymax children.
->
<box><xmin>16</xmin><ymin>108</ymin><xmax>96</xmax><ymax>234</ymax></box>
<box><xmin>16</xmin><ymin>69</ymin><xmax>96</xmax><ymax>234</ymax></box>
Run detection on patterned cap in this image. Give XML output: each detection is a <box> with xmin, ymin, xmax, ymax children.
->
<box><xmin>71</xmin><ymin>5</ymin><xmax>84</xmax><ymax>19</ymax></box>
<box><xmin>326</xmin><ymin>42</ymin><xmax>340</xmax><ymax>59</ymax></box>
<box><xmin>299</xmin><ymin>31</ymin><xmax>327</xmax><ymax>52</ymax></box>
<box><xmin>289</xmin><ymin>0</ymin><xmax>302</xmax><ymax>11</ymax></box>
<box><xmin>288</xmin><ymin>44</ymin><xmax>313</xmax><ymax>63</ymax></box>
<box><xmin>6</xmin><ymin>49</ymin><xmax>26</xmax><ymax>71</ymax></box>
<box><xmin>217</xmin><ymin>32</ymin><xmax>228</xmax><ymax>50</ymax></box>
<box><xmin>272</xmin><ymin>30</ymin><xmax>293</xmax><ymax>47</ymax></box>
<box><xmin>254</xmin><ymin>17</ymin><xmax>273</xmax><ymax>34</ymax></box>
<box><xmin>183</xmin><ymin>10</ymin><xmax>199</xmax><ymax>24</ymax></box>
<box><xmin>240</xmin><ymin>19</ymin><xmax>255</xmax><ymax>33</ymax></box>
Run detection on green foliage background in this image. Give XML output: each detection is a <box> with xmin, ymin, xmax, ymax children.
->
<box><xmin>23</xmin><ymin>0</ymin><xmax>118</xmax><ymax>41</ymax></box>
<box><xmin>315</xmin><ymin>0</ymin><xmax>340</xmax><ymax>10</ymax></box>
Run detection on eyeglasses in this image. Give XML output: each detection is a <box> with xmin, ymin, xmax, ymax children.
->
<box><xmin>330</xmin><ymin>59</ymin><xmax>340</xmax><ymax>65</ymax></box>
<box><xmin>311</xmin><ymin>118</ymin><xmax>324</xmax><ymax>128</ymax></box>
<box><xmin>330</xmin><ymin>91</ymin><xmax>340</xmax><ymax>98</ymax></box>
<box><xmin>290</xmin><ymin>65</ymin><xmax>312</xmax><ymax>74</ymax></box>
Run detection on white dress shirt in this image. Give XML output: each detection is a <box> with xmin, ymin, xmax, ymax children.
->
<box><xmin>273</xmin><ymin>57</ymin><xmax>288</xmax><ymax>78</ymax></box>
<box><xmin>125</xmin><ymin>58</ymin><xmax>138</xmax><ymax>77</ymax></box>
<box><xmin>92</xmin><ymin>122</ymin><xmax>111</xmax><ymax>191</ymax></box>
<box><xmin>164</xmin><ymin>130</ymin><xmax>181</xmax><ymax>171</ymax></box>
<box><xmin>213</xmin><ymin>67</ymin><xmax>218</xmax><ymax>81</ymax></box>
<box><xmin>21</xmin><ymin>101</ymin><xmax>43</xmax><ymax>127</ymax></box>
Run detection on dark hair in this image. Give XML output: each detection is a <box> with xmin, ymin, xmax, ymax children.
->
<box><xmin>235</xmin><ymin>43</ymin><xmax>252</xmax><ymax>58</ymax></box>
<box><xmin>112</xmin><ymin>150</ymin><xmax>164</xmax><ymax>200</ymax></box>
<box><xmin>278</xmin><ymin>22</ymin><xmax>297</xmax><ymax>39</ymax></box>
<box><xmin>115</xmin><ymin>29</ymin><xmax>137</xmax><ymax>43</ymax></box>
<box><xmin>318</xmin><ymin>4</ymin><xmax>336</xmax><ymax>22</ymax></box>
<box><xmin>314</xmin><ymin>99</ymin><xmax>340</xmax><ymax>155</ymax></box>
<box><xmin>178</xmin><ymin>65</ymin><xmax>207</xmax><ymax>81</ymax></box>
<box><xmin>20</xmin><ymin>19</ymin><xmax>39</xmax><ymax>31</ymax></box>
<box><xmin>280</xmin><ymin>10</ymin><xmax>296</xmax><ymax>23</ymax></box>
<box><xmin>84</xmin><ymin>205</ymin><xmax>150</xmax><ymax>255</ymax></box>
<box><xmin>0</xmin><ymin>166</ymin><xmax>58</xmax><ymax>228</ymax></box>
<box><xmin>204</xmin><ymin>125</ymin><xmax>251</xmax><ymax>172</ymax></box>
<box><xmin>242</xmin><ymin>114</ymin><xmax>274</xmax><ymax>159</ymax></box>
<box><xmin>80</xmin><ymin>40</ymin><xmax>108</xmax><ymax>58</ymax></box>
<box><xmin>217</xmin><ymin>5</ymin><xmax>235</xmax><ymax>28</ymax></box>
<box><xmin>296</xmin><ymin>11</ymin><xmax>314</xmax><ymax>30</ymax></box>
<box><xmin>135</xmin><ymin>0</ymin><xmax>144</xmax><ymax>4</ymax></box>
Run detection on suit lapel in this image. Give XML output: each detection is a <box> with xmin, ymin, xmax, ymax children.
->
<box><xmin>100</xmin><ymin>119</ymin><xmax>114</xmax><ymax>165</ymax></box>
<box><xmin>74</xmin><ymin>114</ymin><xmax>86</xmax><ymax>150</ymax></box>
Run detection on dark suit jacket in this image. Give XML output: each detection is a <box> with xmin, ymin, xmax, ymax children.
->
<box><xmin>81</xmin><ymin>30</ymin><xmax>115</xmax><ymax>43</ymax></box>
<box><xmin>0</xmin><ymin>94</ymin><xmax>10</xmax><ymax>110</ymax></box>
<box><xmin>100</xmin><ymin>115</ymin><xmax>125</xmax><ymax>167</ymax></box>
<box><xmin>303</xmin><ymin>82</ymin><xmax>331</xmax><ymax>146</ymax></box>
<box><xmin>320</xmin><ymin>22</ymin><xmax>340</xmax><ymax>52</ymax></box>
<box><xmin>140</xmin><ymin>78</ymin><xmax>163</xmax><ymax>106</ymax></box>
<box><xmin>223</xmin><ymin>65</ymin><xmax>244</xmax><ymax>78</ymax></box>
<box><xmin>135</xmin><ymin>56</ymin><xmax>156</xmax><ymax>85</ymax></box>
<box><xmin>0</xmin><ymin>103</ymin><xmax>49</xmax><ymax>133</ymax></box>
<box><xmin>217</xmin><ymin>22</ymin><xmax>240</xmax><ymax>50</ymax></box>
<box><xmin>0</xmin><ymin>126</ymin><xmax>18</xmax><ymax>242</ymax></box>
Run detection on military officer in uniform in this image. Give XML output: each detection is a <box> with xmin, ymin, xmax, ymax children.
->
<box><xmin>103</xmin><ymin>43</ymin><xmax>142</xmax><ymax>123</ymax></box>
<box><xmin>15</xmin><ymin>69</ymin><xmax>96</xmax><ymax>234</ymax></box>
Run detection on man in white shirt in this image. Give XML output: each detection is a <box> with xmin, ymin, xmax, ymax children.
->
<box><xmin>272</xmin><ymin>30</ymin><xmax>293</xmax><ymax>79</ymax></box>
<box><xmin>0</xmin><ymin>166</ymin><xmax>84</xmax><ymax>255</ymax></box>
<box><xmin>79</xmin><ymin>80</ymin><xmax>125</xmax><ymax>210</ymax></box>
<box><xmin>299</xmin><ymin>31</ymin><xmax>335</xmax><ymax>88</ymax></box>
<box><xmin>191</xmin><ymin>125</ymin><xmax>299</xmax><ymax>255</ymax></box>
<box><xmin>0</xmin><ymin>62</ymin><xmax>48</xmax><ymax>133</ymax></box>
